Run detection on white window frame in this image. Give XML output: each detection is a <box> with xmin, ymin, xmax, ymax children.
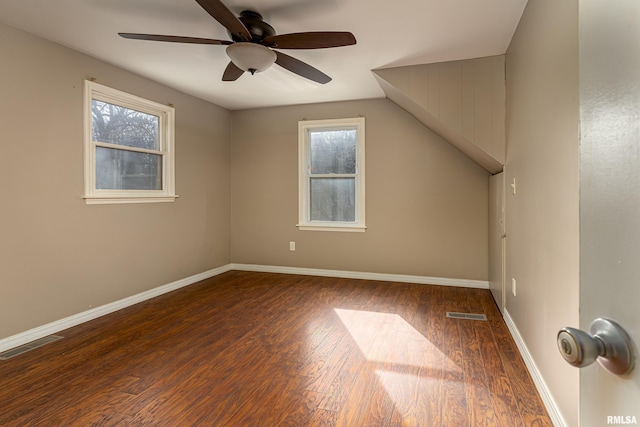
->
<box><xmin>83</xmin><ymin>80</ymin><xmax>176</xmax><ymax>204</ymax></box>
<box><xmin>297</xmin><ymin>117</ymin><xmax>366</xmax><ymax>232</ymax></box>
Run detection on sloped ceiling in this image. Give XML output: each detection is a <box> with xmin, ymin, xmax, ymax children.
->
<box><xmin>373</xmin><ymin>56</ymin><xmax>506</xmax><ymax>173</ymax></box>
<box><xmin>0</xmin><ymin>0</ymin><xmax>527</xmax><ymax>110</ymax></box>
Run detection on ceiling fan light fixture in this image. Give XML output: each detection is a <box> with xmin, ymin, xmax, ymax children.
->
<box><xmin>226</xmin><ymin>42</ymin><xmax>276</xmax><ymax>74</ymax></box>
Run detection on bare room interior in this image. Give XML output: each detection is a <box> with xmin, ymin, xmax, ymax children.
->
<box><xmin>2</xmin><ymin>1</ymin><xmax>639</xmax><ymax>426</ymax></box>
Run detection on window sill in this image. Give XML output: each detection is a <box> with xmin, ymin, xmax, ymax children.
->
<box><xmin>83</xmin><ymin>195</ymin><xmax>178</xmax><ymax>205</ymax></box>
<box><xmin>297</xmin><ymin>224</ymin><xmax>366</xmax><ymax>233</ymax></box>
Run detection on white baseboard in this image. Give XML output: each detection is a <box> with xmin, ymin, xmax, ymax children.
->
<box><xmin>1</xmin><ymin>263</ymin><xmax>487</xmax><ymax>354</ymax></box>
<box><xmin>0</xmin><ymin>264</ymin><xmax>233</xmax><ymax>353</ymax></box>
<box><xmin>503</xmin><ymin>309</ymin><xmax>567</xmax><ymax>427</ymax></box>
<box><xmin>230</xmin><ymin>263</ymin><xmax>489</xmax><ymax>289</ymax></box>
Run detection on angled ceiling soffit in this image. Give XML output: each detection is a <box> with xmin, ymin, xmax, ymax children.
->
<box><xmin>372</xmin><ymin>56</ymin><xmax>506</xmax><ymax>174</ymax></box>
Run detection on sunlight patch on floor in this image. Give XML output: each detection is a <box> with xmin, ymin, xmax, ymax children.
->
<box><xmin>333</xmin><ymin>308</ymin><xmax>443</xmax><ymax>366</ymax></box>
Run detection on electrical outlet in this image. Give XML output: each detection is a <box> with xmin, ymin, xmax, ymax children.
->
<box><xmin>289</xmin><ymin>241</ymin><xmax>296</xmax><ymax>251</ymax></box>
<box><xmin>512</xmin><ymin>278</ymin><xmax>517</xmax><ymax>296</ymax></box>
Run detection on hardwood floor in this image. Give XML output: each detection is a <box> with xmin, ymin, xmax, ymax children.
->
<box><xmin>0</xmin><ymin>271</ymin><xmax>552</xmax><ymax>426</ymax></box>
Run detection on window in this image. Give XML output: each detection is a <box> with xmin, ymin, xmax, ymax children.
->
<box><xmin>83</xmin><ymin>80</ymin><xmax>176</xmax><ymax>204</ymax></box>
<box><xmin>298</xmin><ymin>117</ymin><xmax>365</xmax><ymax>231</ymax></box>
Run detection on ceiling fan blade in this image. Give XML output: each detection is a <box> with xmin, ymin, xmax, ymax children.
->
<box><xmin>222</xmin><ymin>61</ymin><xmax>245</xmax><ymax>81</ymax></box>
<box><xmin>119</xmin><ymin>33</ymin><xmax>232</xmax><ymax>45</ymax></box>
<box><xmin>275</xmin><ymin>51</ymin><xmax>331</xmax><ymax>84</ymax></box>
<box><xmin>264</xmin><ymin>32</ymin><xmax>356</xmax><ymax>49</ymax></box>
<box><xmin>194</xmin><ymin>0</ymin><xmax>251</xmax><ymax>41</ymax></box>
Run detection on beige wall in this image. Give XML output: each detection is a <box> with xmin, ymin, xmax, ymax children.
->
<box><xmin>230</xmin><ymin>99</ymin><xmax>489</xmax><ymax>280</ymax></box>
<box><xmin>505</xmin><ymin>1</ymin><xmax>580</xmax><ymax>425</ymax></box>
<box><xmin>0</xmin><ymin>22</ymin><xmax>231</xmax><ymax>339</ymax></box>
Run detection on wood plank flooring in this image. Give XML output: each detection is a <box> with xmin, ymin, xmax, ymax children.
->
<box><xmin>0</xmin><ymin>271</ymin><xmax>552</xmax><ymax>426</ymax></box>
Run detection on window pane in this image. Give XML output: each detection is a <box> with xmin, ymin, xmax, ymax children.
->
<box><xmin>92</xmin><ymin>99</ymin><xmax>159</xmax><ymax>150</ymax></box>
<box><xmin>310</xmin><ymin>129</ymin><xmax>356</xmax><ymax>174</ymax></box>
<box><xmin>96</xmin><ymin>147</ymin><xmax>162</xmax><ymax>190</ymax></box>
<box><xmin>310</xmin><ymin>178</ymin><xmax>355</xmax><ymax>222</ymax></box>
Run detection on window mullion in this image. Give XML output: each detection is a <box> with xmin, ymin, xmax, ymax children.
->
<box><xmin>308</xmin><ymin>174</ymin><xmax>357</xmax><ymax>178</ymax></box>
<box><xmin>93</xmin><ymin>141</ymin><xmax>164</xmax><ymax>156</ymax></box>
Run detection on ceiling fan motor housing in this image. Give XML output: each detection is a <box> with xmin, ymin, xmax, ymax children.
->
<box><xmin>230</xmin><ymin>10</ymin><xmax>275</xmax><ymax>42</ymax></box>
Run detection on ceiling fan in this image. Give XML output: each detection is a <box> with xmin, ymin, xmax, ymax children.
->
<box><xmin>119</xmin><ymin>0</ymin><xmax>357</xmax><ymax>84</ymax></box>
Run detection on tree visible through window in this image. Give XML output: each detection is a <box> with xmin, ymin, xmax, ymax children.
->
<box><xmin>83</xmin><ymin>80</ymin><xmax>176</xmax><ymax>204</ymax></box>
<box><xmin>91</xmin><ymin>100</ymin><xmax>161</xmax><ymax>190</ymax></box>
<box><xmin>309</xmin><ymin>128</ymin><xmax>357</xmax><ymax>222</ymax></box>
<box><xmin>298</xmin><ymin>117</ymin><xmax>365</xmax><ymax>231</ymax></box>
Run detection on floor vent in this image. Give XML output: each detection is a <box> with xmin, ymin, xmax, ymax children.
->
<box><xmin>446</xmin><ymin>312</ymin><xmax>488</xmax><ymax>321</ymax></box>
<box><xmin>0</xmin><ymin>335</ymin><xmax>64</xmax><ymax>361</ymax></box>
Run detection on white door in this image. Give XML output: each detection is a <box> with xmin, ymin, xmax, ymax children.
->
<box><xmin>578</xmin><ymin>1</ymin><xmax>640</xmax><ymax>424</ymax></box>
<box><xmin>489</xmin><ymin>172</ymin><xmax>505</xmax><ymax>312</ymax></box>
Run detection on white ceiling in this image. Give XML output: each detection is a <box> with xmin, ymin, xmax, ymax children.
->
<box><xmin>0</xmin><ymin>0</ymin><xmax>527</xmax><ymax>110</ymax></box>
